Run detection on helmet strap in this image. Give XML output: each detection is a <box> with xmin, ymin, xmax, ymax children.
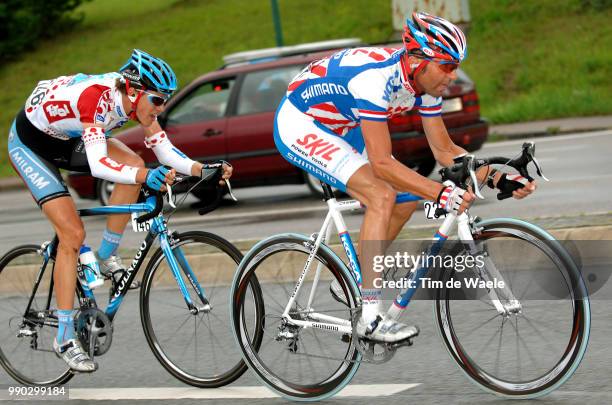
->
<box><xmin>401</xmin><ymin>53</ymin><xmax>428</xmax><ymax>95</ymax></box>
<box><xmin>124</xmin><ymin>79</ymin><xmax>145</xmax><ymax>122</ymax></box>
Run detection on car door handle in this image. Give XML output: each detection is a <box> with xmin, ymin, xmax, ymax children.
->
<box><xmin>203</xmin><ymin>128</ymin><xmax>223</xmax><ymax>137</ymax></box>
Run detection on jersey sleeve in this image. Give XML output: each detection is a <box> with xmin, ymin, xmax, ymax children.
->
<box><xmin>416</xmin><ymin>94</ymin><xmax>443</xmax><ymax>117</ymax></box>
<box><xmin>347</xmin><ymin>70</ymin><xmax>389</xmax><ymax>122</ymax></box>
<box><xmin>82</xmin><ymin>126</ymin><xmax>138</xmax><ymax>184</ymax></box>
<box><xmin>77</xmin><ymin>84</ymin><xmax>112</xmax><ymax>125</ymax></box>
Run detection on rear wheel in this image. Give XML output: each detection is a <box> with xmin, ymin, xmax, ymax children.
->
<box><xmin>231</xmin><ymin>234</ymin><xmax>362</xmax><ymax>400</ymax></box>
<box><xmin>0</xmin><ymin>245</ymin><xmax>73</xmax><ymax>386</ymax></box>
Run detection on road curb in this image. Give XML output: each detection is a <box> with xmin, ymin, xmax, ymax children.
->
<box><xmin>489</xmin><ymin>115</ymin><xmax>612</xmax><ymax>140</ymax></box>
<box><xmin>1</xmin><ymin>223</ymin><xmax>609</xmax><ymax>292</ymax></box>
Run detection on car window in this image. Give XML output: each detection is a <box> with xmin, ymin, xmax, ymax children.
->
<box><xmin>237</xmin><ymin>66</ymin><xmax>304</xmax><ymax>115</ymax></box>
<box><xmin>166</xmin><ymin>78</ymin><xmax>235</xmax><ymax>124</ymax></box>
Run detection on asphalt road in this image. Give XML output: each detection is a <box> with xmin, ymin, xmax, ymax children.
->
<box><xmin>1</xmin><ymin>287</ymin><xmax>610</xmax><ymax>404</ymax></box>
<box><xmin>0</xmin><ymin>130</ymin><xmax>611</xmax><ymax>403</ymax></box>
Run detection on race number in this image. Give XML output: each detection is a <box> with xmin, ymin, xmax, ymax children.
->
<box><xmin>131</xmin><ymin>212</ymin><xmax>152</xmax><ymax>233</ymax></box>
<box><xmin>423</xmin><ymin>201</ymin><xmax>446</xmax><ymax>220</ymax></box>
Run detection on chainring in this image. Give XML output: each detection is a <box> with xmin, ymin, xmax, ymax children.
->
<box><xmin>76</xmin><ymin>308</ymin><xmax>113</xmax><ymax>357</ymax></box>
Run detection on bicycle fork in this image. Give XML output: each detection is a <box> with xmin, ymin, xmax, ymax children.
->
<box><xmin>156</xmin><ymin>220</ymin><xmax>211</xmax><ymax>315</ymax></box>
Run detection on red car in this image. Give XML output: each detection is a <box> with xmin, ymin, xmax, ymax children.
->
<box><xmin>67</xmin><ymin>39</ymin><xmax>488</xmax><ymax>205</ymax></box>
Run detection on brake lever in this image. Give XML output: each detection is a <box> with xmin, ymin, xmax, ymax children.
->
<box><xmin>465</xmin><ymin>155</ymin><xmax>484</xmax><ymax>199</ymax></box>
<box><xmin>225</xmin><ymin>179</ymin><xmax>238</xmax><ymax>202</ymax></box>
<box><xmin>167</xmin><ymin>183</ymin><xmax>176</xmax><ymax>208</ymax></box>
<box><xmin>166</xmin><ymin>175</ymin><xmax>186</xmax><ymax>209</ymax></box>
<box><xmin>524</xmin><ymin>142</ymin><xmax>549</xmax><ymax>181</ymax></box>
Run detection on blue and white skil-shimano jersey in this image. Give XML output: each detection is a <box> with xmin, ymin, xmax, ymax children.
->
<box><xmin>286</xmin><ymin>47</ymin><xmax>442</xmax><ymax>137</ymax></box>
<box><xmin>23</xmin><ymin>73</ymin><xmax>129</xmax><ymax>140</ymax></box>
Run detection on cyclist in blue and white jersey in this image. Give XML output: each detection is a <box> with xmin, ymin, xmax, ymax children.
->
<box><xmin>8</xmin><ymin>49</ymin><xmax>232</xmax><ymax>372</ymax></box>
<box><xmin>275</xmin><ymin>12</ymin><xmax>536</xmax><ymax>343</ymax></box>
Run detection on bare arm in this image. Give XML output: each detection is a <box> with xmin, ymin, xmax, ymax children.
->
<box><xmin>361</xmin><ymin>119</ymin><xmax>443</xmax><ymax>200</ymax></box>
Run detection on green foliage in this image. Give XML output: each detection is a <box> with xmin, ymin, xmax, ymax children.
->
<box><xmin>465</xmin><ymin>0</ymin><xmax>612</xmax><ymax>123</ymax></box>
<box><xmin>0</xmin><ymin>0</ymin><xmax>91</xmax><ymax>63</ymax></box>
<box><xmin>580</xmin><ymin>0</ymin><xmax>612</xmax><ymax>10</ymax></box>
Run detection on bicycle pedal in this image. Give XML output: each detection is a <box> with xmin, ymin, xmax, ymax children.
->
<box><xmin>392</xmin><ymin>338</ymin><xmax>414</xmax><ymax>349</ymax></box>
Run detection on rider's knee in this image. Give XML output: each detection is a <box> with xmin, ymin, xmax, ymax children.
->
<box><xmin>366</xmin><ymin>182</ymin><xmax>396</xmax><ymax>213</ymax></box>
<box><xmin>57</xmin><ymin>221</ymin><xmax>86</xmax><ymax>252</ymax></box>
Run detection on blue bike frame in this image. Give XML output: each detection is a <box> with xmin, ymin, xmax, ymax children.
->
<box><xmin>73</xmin><ymin>196</ymin><xmax>205</xmax><ymax>320</ymax></box>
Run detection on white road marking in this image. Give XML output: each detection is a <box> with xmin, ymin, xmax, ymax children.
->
<box><xmin>483</xmin><ymin>129</ymin><xmax>612</xmax><ymax>148</ymax></box>
<box><xmin>62</xmin><ymin>384</ymin><xmax>420</xmax><ymax>400</ymax></box>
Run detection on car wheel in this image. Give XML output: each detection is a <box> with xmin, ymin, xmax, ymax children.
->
<box><xmin>96</xmin><ymin>179</ymin><xmax>114</xmax><ymax>206</ymax></box>
<box><xmin>304</xmin><ymin>173</ymin><xmax>343</xmax><ymax>198</ymax></box>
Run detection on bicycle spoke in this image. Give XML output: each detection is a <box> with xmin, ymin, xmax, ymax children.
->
<box><xmin>459</xmin><ymin>312</ymin><xmax>501</xmax><ymax>339</ymax></box>
<box><xmin>475</xmin><ymin>321</ymin><xmax>502</xmax><ymax>359</ymax></box>
<box><xmin>494</xmin><ymin>319</ymin><xmax>504</xmax><ymax>377</ymax></box>
<box><xmin>518</xmin><ymin>314</ymin><xmax>566</xmax><ymax>354</ymax></box>
<box><xmin>508</xmin><ymin>317</ymin><xmax>541</xmax><ymax>372</ymax></box>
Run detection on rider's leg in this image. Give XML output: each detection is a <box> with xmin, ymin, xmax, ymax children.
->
<box><xmin>97</xmin><ymin>139</ymin><xmax>144</xmax><ymax>261</ymax></box>
<box><xmin>347</xmin><ymin>165</ymin><xmax>396</xmax><ymax>322</ymax></box>
<box><xmin>386</xmin><ymin>201</ymin><xmax>418</xmax><ymax>241</ymax></box>
<box><xmin>41</xmin><ymin>197</ymin><xmax>97</xmax><ymax>372</ymax></box>
<box><xmin>346</xmin><ymin>170</ymin><xmax>419</xmax><ymax>342</ymax></box>
<box><xmin>42</xmin><ymin>196</ymin><xmax>84</xmax><ymax>339</ymax></box>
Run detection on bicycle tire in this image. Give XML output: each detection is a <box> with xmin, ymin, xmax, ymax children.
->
<box><xmin>0</xmin><ymin>244</ymin><xmax>73</xmax><ymax>386</ymax></box>
<box><xmin>140</xmin><ymin>231</ymin><xmax>264</xmax><ymax>387</ymax></box>
<box><xmin>230</xmin><ymin>233</ymin><xmax>362</xmax><ymax>401</ymax></box>
<box><xmin>435</xmin><ymin>220</ymin><xmax>590</xmax><ymax>398</ymax></box>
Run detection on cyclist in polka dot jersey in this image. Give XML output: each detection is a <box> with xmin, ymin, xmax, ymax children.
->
<box><xmin>7</xmin><ymin>49</ymin><xmax>232</xmax><ymax>372</ymax></box>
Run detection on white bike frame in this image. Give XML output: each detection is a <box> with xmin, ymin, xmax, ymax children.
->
<box><xmin>280</xmin><ymin>193</ymin><xmax>521</xmax><ymax>336</ymax></box>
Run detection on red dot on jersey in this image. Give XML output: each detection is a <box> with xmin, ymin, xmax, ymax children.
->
<box><xmin>27</xmin><ymin>107</ymin><xmax>33</xmax><ymax>113</ymax></box>
<box><xmin>53</xmin><ymin>86</ymin><xmax>58</xmax><ymax>90</ymax></box>
<box><xmin>160</xmin><ymin>133</ymin><xmax>165</xmax><ymax>138</ymax></box>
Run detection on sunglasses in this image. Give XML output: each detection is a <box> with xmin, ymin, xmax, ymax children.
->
<box><xmin>436</xmin><ymin>61</ymin><xmax>459</xmax><ymax>74</ymax></box>
<box><xmin>143</xmin><ymin>91</ymin><xmax>170</xmax><ymax>107</ymax></box>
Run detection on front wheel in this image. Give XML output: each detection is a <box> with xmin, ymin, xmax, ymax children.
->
<box><xmin>231</xmin><ymin>234</ymin><xmax>362</xmax><ymax>401</ymax></box>
<box><xmin>435</xmin><ymin>221</ymin><xmax>590</xmax><ymax>398</ymax></box>
<box><xmin>140</xmin><ymin>231</ymin><xmax>264</xmax><ymax>387</ymax></box>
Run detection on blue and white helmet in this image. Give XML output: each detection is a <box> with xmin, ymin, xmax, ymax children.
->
<box><xmin>119</xmin><ymin>49</ymin><xmax>178</xmax><ymax>95</ymax></box>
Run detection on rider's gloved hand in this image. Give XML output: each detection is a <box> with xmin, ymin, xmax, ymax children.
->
<box><xmin>437</xmin><ymin>181</ymin><xmax>474</xmax><ymax>215</ymax></box>
<box><xmin>201</xmin><ymin>160</ymin><xmax>232</xmax><ymax>185</ymax></box>
<box><xmin>145</xmin><ymin>166</ymin><xmax>171</xmax><ymax>191</ymax></box>
<box><xmin>490</xmin><ymin>172</ymin><xmax>536</xmax><ymax>200</ymax></box>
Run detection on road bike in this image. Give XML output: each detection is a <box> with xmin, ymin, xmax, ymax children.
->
<box><xmin>230</xmin><ymin>142</ymin><xmax>591</xmax><ymax>400</ymax></box>
<box><xmin>0</xmin><ymin>171</ymin><xmax>264</xmax><ymax>387</ymax></box>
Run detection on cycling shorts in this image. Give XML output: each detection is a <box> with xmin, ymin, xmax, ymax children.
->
<box><xmin>273</xmin><ymin>98</ymin><xmax>369</xmax><ymax>192</ymax></box>
<box><xmin>8</xmin><ymin>109</ymin><xmax>89</xmax><ymax>206</ymax></box>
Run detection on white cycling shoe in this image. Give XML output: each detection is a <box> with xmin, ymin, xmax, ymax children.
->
<box><xmin>356</xmin><ymin>314</ymin><xmax>419</xmax><ymax>343</ymax></box>
<box><xmin>53</xmin><ymin>338</ymin><xmax>98</xmax><ymax>373</ymax></box>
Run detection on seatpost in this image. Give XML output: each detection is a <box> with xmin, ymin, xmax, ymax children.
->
<box><xmin>320</xmin><ymin>182</ymin><xmax>335</xmax><ymax>201</ymax></box>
